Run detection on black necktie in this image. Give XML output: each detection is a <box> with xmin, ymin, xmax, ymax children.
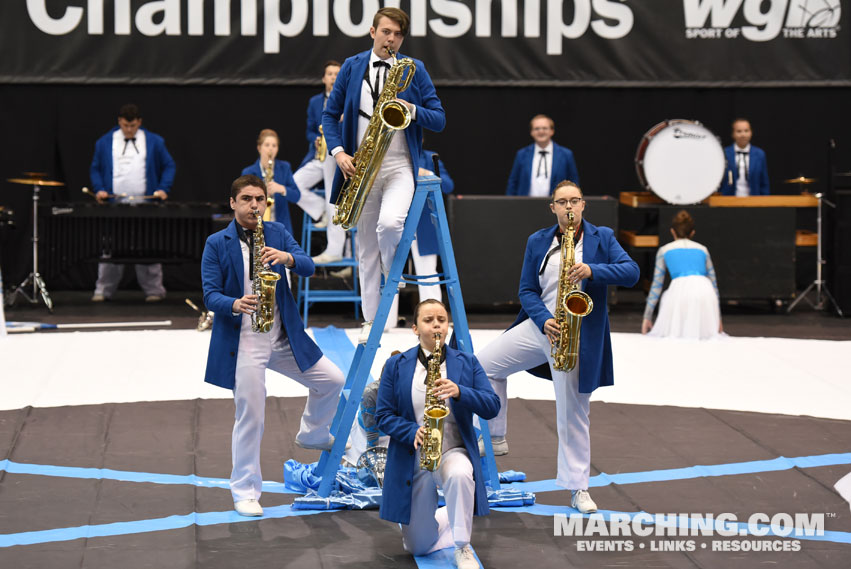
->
<box><xmin>417</xmin><ymin>346</ymin><xmax>446</xmax><ymax>371</ymax></box>
<box><xmin>736</xmin><ymin>150</ymin><xmax>749</xmax><ymax>182</ymax></box>
<box><xmin>123</xmin><ymin>137</ymin><xmax>138</xmax><ymax>155</ymax></box>
<box><xmin>537</xmin><ymin>150</ymin><xmax>549</xmax><ymax>178</ymax></box>
<box><xmin>373</xmin><ymin>60</ymin><xmax>390</xmax><ymax>96</ymax></box>
<box><xmin>238</xmin><ymin>225</ymin><xmax>254</xmax><ymax>271</ymax></box>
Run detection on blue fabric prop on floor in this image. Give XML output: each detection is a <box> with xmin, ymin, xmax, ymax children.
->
<box><xmin>285</xmin><ymin>460</ymin><xmax>535</xmax><ymax>510</ymax></box>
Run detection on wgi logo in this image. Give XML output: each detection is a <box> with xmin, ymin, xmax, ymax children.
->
<box><xmin>683</xmin><ymin>0</ymin><xmax>841</xmax><ymax>41</ymax></box>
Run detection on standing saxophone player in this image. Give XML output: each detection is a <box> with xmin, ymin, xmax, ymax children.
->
<box><xmin>201</xmin><ymin>175</ymin><xmax>344</xmax><ymax>518</ymax></box>
<box><xmin>322</xmin><ymin>7</ymin><xmax>446</xmax><ymax>343</ymax></box>
<box><xmin>375</xmin><ymin>300</ymin><xmax>499</xmax><ymax>569</ymax></box>
<box><xmin>475</xmin><ymin>181</ymin><xmax>639</xmax><ymax>513</ymax></box>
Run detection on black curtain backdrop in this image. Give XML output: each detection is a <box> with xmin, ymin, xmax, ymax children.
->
<box><xmin>2</xmin><ymin>83</ymin><xmax>850</xmax><ymax>287</ymax></box>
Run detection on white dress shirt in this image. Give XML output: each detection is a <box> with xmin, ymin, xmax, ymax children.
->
<box><xmin>529</xmin><ymin>141</ymin><xmax>553</xmax><ymax>198</ymax></box>
<box><xmin>734</xmin><ymin>143</ymin><xmax>751</xmax><ymax>197</ymax></box>
<box><xmin>112</xmin><ymin>128</ymin><xmax>147</xmax><ymax>199</ymax></box>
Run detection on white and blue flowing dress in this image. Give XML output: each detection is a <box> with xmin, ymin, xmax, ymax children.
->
<box><xmin>644</xmin><ymin>239</ymin><xmax>721</xmax><ymax>340</ymax></box>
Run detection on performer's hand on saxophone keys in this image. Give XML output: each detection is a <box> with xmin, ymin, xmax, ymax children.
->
<box><xmin>413</xmin><ymin>426</ymin><xmax>426</xmax><ymax>449</ymax></box>
<box><xmin>433</xmin><ymin>377</ymin><xmax>459</xmax><ymax>401</ymax></box>
<box><xmin>334</xmin><ymin>151</ymin><xmax>357</xmax><ymax>177</ymax></box>
<box><xmin>259</xmin><ymin>246</ymin><xmax>294</xmax><ymax>268</ymax></box>
<box><xmin>266</xmin><ymin>180</ymin><xmax>286</xmax><ymax>196</ymax></box>
<box><xmin>233</xmin><ymin>294</ymin><xmax>259</xmax><ymax>314</ymax></box>
<box><xmin>544</xmin><ymin>318</ymin><xmax>561</xmax><ymax>343</ymax></box>
<box><xmin>567</xmin><ymin>262</ymin><xmax>591</xmax><ymax>284</ymax></box>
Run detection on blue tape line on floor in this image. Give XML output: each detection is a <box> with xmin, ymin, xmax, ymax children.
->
<box><xmin>0</xmin><ymin>505</ymin><xmax>327</xmax><ymax>548</ymax></box>
<box><xmin>0</xmin><ymin>460</ymin><xmax>297</xmax><ymax>494</ymax></box>
<box><xmin>500</xmin><ymin>452</ymin><xmax>851</xmax><ymax>493</ymax></box>
<box><xmin>492</xmin><ymin>505</ymin><xmax>851</xmax><ymax>545</ymax></box>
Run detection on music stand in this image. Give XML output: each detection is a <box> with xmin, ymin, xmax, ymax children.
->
<box><xmin>787</xmin><ymin>192</ymin><xmax>843</xmax><ymax>316</ymax></box>
<box><xmin>5</xmin><ymin>177</ymin><xmax>64</xmax><ymax>312</ymax></box>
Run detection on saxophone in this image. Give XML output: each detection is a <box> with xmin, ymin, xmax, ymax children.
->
<box><xmin>333</xmin><ymin>48</ymin><xmax>416</xmax><ymax>230</ymax></box>
<box><xmin>262</xmin><ymin>159</ymin><xmax>275</xmax><ymax>222</ymax></box>
<box><xmin>250</xmin><ymin>209</ymin><xmax>281</xmax><ymax>333</ymax></box>
<box><xmin>420</xmin><ymin>332</ymin><xmax>449</xmax><ymax>471</ymax></box>
<box><xmin>316</xmin><ymin>125</ymin><xmax>327</xmax><ymax>162</ymax></box>
<box><xmin>551</xmin><ymin>212</ymin><xmax>594</xmax><ymax>371</ymax></box>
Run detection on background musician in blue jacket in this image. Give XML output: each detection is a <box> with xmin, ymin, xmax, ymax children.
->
<box><xmin>476</xmin><ymin>181</ymin><xmax>639</xmax><ymax>514</ymax></box>
<box><xmin>90</xmin><ymin>103</ymin><xmax>175</xmax><ymax>302</ymax></box>
<box><xmin>241</xmin><ymin>129</ymin><xmax>302</xmax><ymax>236</ymax></box>
<box><xmin>719</xmin><ymin>118</ymin><xmax>770</xmax><ymax>196</ymax></box>
<box><xmin>201</xmin><ymin>175</ymin><xmax>344</xmax><ymax>518</ymax></box>
<box><xmin>322</xmin><ymin>6</ymin><xmax>446</xmax><ymax>343</ymax></box>
<box><xmin>505</xmin><ymin>115</ymin><xmax>579</xmax><ymax>197</ymax></box>
<box><xmin>375</xmin><ymin>299</ymin><xmax>499</xmax><ymax>569</ymax></box>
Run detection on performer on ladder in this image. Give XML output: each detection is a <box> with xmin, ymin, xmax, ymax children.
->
<box><xmin>322</xmin><ymin>7</ymin><xmax>445</xmax><ymax>343</ymax></box>
<box><xmin>376</xmin><ymin>299</ymin><xmax>499</xmax><ymax>569</ymax></box>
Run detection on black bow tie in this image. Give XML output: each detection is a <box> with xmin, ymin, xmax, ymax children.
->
<box><xmin>736</xmin><ymin>150</ymin><xmax>748</xmax><ymax>154</ymax></box>
<box><xmin>373</xmin><ymin>60</ymin><xmax>391</xmax><ymax>68</ymax></box>
<box><xmin>122</xmin><ymin>137</ymin><xmax>139</xmax><ymax>155</ymax></box>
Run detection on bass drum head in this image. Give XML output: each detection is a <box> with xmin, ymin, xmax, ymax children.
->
<box><xmin>635</xmin><ymin>120</ymin><xmax>725</xmax><ymax>205</ymax></box>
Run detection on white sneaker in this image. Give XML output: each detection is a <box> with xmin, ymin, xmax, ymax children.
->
<box><xmin>91</xmin><ymin>293</ymin><xmax>106</xmax><ymax>302</ymax></box>
<box><xmin>145</xmin><ymin>295</ymin><xmax>164</xmax><ymax>302</ymax></box>
<box><xmin>234</xmin><ymin>499</ymin><xmax>263</xmax><ymax>517</ymax></box>
<box><xmin>454</xmin><ymin>545</ymin><xmax>479</xmax><ymax>569</ymax></box>
<box><xmin>571</xmin><ymin>489</ymin><xmax>598</xmax><ymax>513</ymax></box>
<box><xmin>358</xmin><ymin>321</ymin><xmax>373</xmax><ymax>344</ymax></box>
<box><xmin>329</xmin><ymin>266</ymin><xmax>352</xmax><ymax>278</ymax></box>
<box><xmin>312</xmin><ymin>252</ymin><xmax>343</xmax><ymax>264</ymax></box>
<box><xmin>477</xmin><ymin>436</ymin><xmax>508</xmax><ymax>457</ymax></box>
<box><xmin>295</xmin><ymin>435</ymin><xmax>348</xmax><ymax>451</ymax></box>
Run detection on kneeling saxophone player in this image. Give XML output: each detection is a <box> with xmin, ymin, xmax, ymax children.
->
<box><xmin>201</xmin><ymin>175</ymin><xmax>344</xmax><ymax>517</ymax></box>
<box><xmin>475</xmin><ymin>181</ymin><xmax>639</xmax><ymax>513</ymax></box>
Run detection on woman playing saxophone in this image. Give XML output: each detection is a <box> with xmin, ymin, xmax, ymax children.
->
<box><xmin>375</xmin><ymin>300</ymin><xmax>499</xmax><ymax>569</ymax></box>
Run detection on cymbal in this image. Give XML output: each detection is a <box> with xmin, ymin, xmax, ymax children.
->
<box><xmin>7</xmin><ymin>178</ymin><xmax>65</xmax><ymax>187</ymax></box>
<box><xmin>783</xmin><ymin>176</ymin><xmax>817</xmax><ymax>184</ymax></box>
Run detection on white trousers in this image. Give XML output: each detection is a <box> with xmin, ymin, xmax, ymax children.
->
<box><xmin>476</xmin><ymin>318</ymin><xmax>591</xmax><ymax>490</ymax></box>
<box><xmin>401</xmin><ymin>447</ymin><xmax>475</xmax><ymax>555</ymax></box>
<box><xmin>294</xmin><ymin>157</ymin><xmax>346</xmax><ymax>258</ymax></box>
<box><xmin>231</xmin><ymin>329</ymin><xmax>344</xmax><ymax>502</ymax></box>
<box><xmin>356</xmin><ymin>161</ymin><xmax>415</xmax><ymax>321</ymax></box>
<box><xmin>386</xmin><ymin>239</ymin><xmax>442</xmax><ymax>326</ymax></box>
<box><xmin>291</xmin><ymin>159</ymin><xmax>327</xmax><ymax>221</ymax></box>
<box><xmin>94</xmin><ymin>262</ymin><xmax>165</xmax><ymax>297</ymax></box>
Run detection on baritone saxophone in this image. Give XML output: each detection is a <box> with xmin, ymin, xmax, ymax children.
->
<box><xmin>333</xmin><ymin>48</ymin><xmax>415</xmax><ymax>230</ymax></box>
<box><xmin>420</xmin><ymin>332</ymin><xmax>449</xmax><ymax>471</ymax></box>
<box><xmin>551</xmin><ymin>211</ymin><xmax>593</xmax><ymax>371</ymax></box>
<box><xmin>250</xmin><ymin>209</ymin><xmax>281</xmax><ymax>333</ymax></box>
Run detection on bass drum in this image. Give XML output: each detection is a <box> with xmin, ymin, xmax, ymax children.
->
<box><xmin>635</xmin><ymin>119</ymin><xmax>725</xmax><ymax>205</ymax></box>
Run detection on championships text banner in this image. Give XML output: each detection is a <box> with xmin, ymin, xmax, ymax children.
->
<box><xmin>3</xmin><ymin>0</ymin><xmax>849</xmax><ymax>86</ymax></box>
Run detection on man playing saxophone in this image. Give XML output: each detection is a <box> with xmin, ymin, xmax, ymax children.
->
<box><xmin>322</xmin><ymin>7</ymin><xmax>446</xmax><ymax>343</ymax></box>
<box><xmin>201</xmin><ymin>175</ymin><xmax>344</xmax><ymax>518</ymax></box>
<box><xmin>475</xmin><ymin>181</ymin><xmax>639</xmax><ymax>514</ymax></box>
<box><xmin>375</xmin><ymin>300</ymin><xmax>499</xmax><ymax>569</ymax></box>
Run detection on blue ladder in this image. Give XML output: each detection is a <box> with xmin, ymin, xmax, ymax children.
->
<box><xmin>296</xmin><ymin>192</ymin><xmax>361</xmax><ymax>327</ymax></box>
<box><xmin>315</xmin><ymin>175</ymin><xmax>501</xmax><ymax>496</ymax></box>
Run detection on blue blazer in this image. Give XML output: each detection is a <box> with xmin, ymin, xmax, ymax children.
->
<box><xmin>416</xmin><ymin>149</ymin><xmax>454</xmax><ymax>256</ymax></box>
<box><xmin>375</xmin><ymin>345</ymin><xmax>500</xmax><ymax>524</ymax></box>
<box><xmin>720</xmin><ymin>144</ymin><xmax>770</xmax><ymax>196</ymax></box>
<box><xmin>201</xmin><ymin>220</ymin><xmax>322</xmax><ymax>390</ymax></box>
<box><xmin>506</xmin><ymin>142</ymin><xmax>579</xmax><ymax>196</ymax></box>
<box><xmin>299</xmin><ymin>91</ymin><xmax>326</xmax><ymax>169</ymax></box>
<box><xmin>90</xmin><ymin>126</ymin><xmax>176</xmax><ymax>195</ymax></box>
<box><xmin>513</xmin><ymin>221</ymin><xmax>639</xmax><ymax>393</ymax></box>
<box><xmin>241</xmin><ymin>159</ymin><xmax>302</xmax><ymax>235</ymax></box>
<box><xmin>322</xmin><ymin>49</ymin><xmax>446</xmax><ymax>203</ymax></box>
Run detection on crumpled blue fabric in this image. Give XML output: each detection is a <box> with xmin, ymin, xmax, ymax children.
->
<box><xmin>487</xmin><ymin>487</ymin><xmax>536</xmax><ymax>507</ymax></box>
<box><xmin>498</xmin><ymin>470</ymin><xmax>526</xmax><ymax>483</ymax></box>
<box><xmin>283</xmin><ymin>459</ymin><xmax>323</xmax><ymax>493</ymax></box>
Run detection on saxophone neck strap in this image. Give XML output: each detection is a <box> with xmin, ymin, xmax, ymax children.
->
<box><xmin>539</xmin><ymin>222</ymin><xmax>583</xmax><ymax>276</ymax></box>
<box><xmin>417</xmin><ymin>346</ymin><xmax>446</xmax><ymax>368</ymax></box>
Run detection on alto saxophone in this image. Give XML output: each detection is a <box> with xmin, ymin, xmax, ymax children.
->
<box><xmin>420</xmin><ymin>332</ymin><xmax>449</xmax><ymax>471</ymax></box>
<box><xmin>262</xmin><ymin>159</ymin><xmax>275</xmax><ymax>222</ymax></box>
<box><xmin>333</xmin><ymin>48</ymin><xmax>416</xmax><ymax>230</ymax></box>
<box><xmin>316</xmin><ymin>125</ymin><xmax>327</xmax><ymax>162</ymax></box>
<box><xmin>551</xmin><ymin>212</ymin><xmax>593</xmax><ymax>371</ymax></box>
<box><xmin>250</xmin><ymin>209</ymin><xmax>281</xmax><ymax>333</ymax></box>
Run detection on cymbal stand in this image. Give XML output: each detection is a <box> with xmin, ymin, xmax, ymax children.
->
<box><xmin>787</xmin><ymin>192</ymin><xmax>843</xmax><ymax>316</ymax></box>
<box><xmin>7</xmin><ymin>183</ymin><xmax>53</xmax><ymax>311</ymax></box>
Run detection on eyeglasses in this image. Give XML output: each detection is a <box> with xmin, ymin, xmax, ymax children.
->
<box><xmin>553</xmin><ymin>198</ymin><xmax>583</xmax><ymax>207</ymax></box>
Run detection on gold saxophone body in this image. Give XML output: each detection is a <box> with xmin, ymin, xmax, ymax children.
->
<box><xmin>250</xmin><ymin>209</ymin><xmax>281</xmax><ymax>333</ymax></box>
<box><xmin>262</xmin><ymin>159</ymin><xmax>275</xmax><ymax>222</ymax></box>
<box><xmin>333</xmin><ymin>49</ymin><xmax>416</xmax><ymax>230</ymax></box>
<box><xmin>551</xmin><ymin>211</ymin><xmax>594</xmax><ymax>371</ymax></box>
<box><xmin>316</xmin><ymin>125</ymin><xmax>327</xmax><ymax>162</ymax></box>
<box><xmin>420</xmin><ymin>332</ymin><xmax>449</xmax><ymax>471</ymax></box>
